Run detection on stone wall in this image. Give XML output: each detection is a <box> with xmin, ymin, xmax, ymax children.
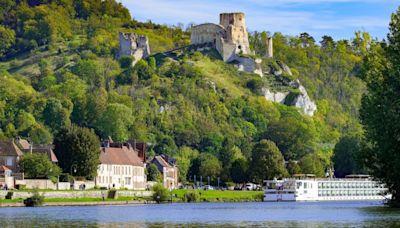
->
<box><xmin>15</xmin><ymin>179</ymin><xmax>95</xmax><ymax>191</ymax></box>
<box><xmin>191</xmin><ymin>23</ymin><xmax>225</xmax><ymax>45</ymax></box>
<box><xmin>0</xmin><ymin>190</ymin><xmax>152</xmax><ymax>200</ymax></box>
<box><xmin>118</xmin><ymin>32</ymin><xmax>151</xmax><ymax>66</ymax></box>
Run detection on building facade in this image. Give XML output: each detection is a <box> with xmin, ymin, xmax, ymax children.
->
<box><xmin>151</xmin><ymin>155</ymin><xmax>178</xmax><ymax>189</ymax></box>
<box><xmin>96</xmin><ymin>142</ymin><xmax>146</xmax><ymax>190</ymax></box>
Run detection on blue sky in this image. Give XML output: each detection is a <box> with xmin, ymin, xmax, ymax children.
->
<box><xmin>119</xmin><ymin>0</ymin><xmax>398</xmax><ymax>41</ymax></box>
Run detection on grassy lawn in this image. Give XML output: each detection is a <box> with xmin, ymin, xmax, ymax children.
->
<box><xmin>0</xmin><ymin>199</ymin><xmax>24</xmax><ymax>204</ymax></box>
<box><xmin>172</xmin><ymin>190</ymin><xmax>264</xmax><ymax>202</ymax></box>
<box><xmin>44</xmin><ymin>196</ymin><xmax>139</xmax><ymax>203</ymax></box>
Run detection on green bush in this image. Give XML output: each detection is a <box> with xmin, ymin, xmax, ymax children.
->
<box><xmin>119</xmin><ymin>56</ymin><xmax>134</xmax><ymax>68</ymax></box>
<box><xmin>184</xmin><ymin>191</ymin><xmax>200</xmax><ymax>203</ymax></box>
<box><xmin>152</xmin><ymin>183</ymin><xmax>169</xmax><ymax>203</ymax></box>
<box><xmin>284</xmin><ymin>89</ymin><xmax>301</xmax><ymax>105</ymax></box>
<box><xmin>246</xmin><ymin>78</ymin><xmax>264</xmax><ymax>95</ymax></box>
<box><xmin>24</xmin><ymin>189</ymin><xmax>44</xmax><ymax>207</ymax></box>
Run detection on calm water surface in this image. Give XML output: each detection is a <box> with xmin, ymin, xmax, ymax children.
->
<box><xmin>1</xmin><ymin>201</ymin><xmax>400</xmax><ymax>227</ymax></box>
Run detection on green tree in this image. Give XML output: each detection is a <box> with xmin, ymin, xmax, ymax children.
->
<box><xmin>54</xmin><ymin>125</ymin><xmax>100</xmax><ymax>179</ymax></box>
<box><xmin>359</xmin><ymin>7</ymin><xmax>400</xmax><ymax>206</ymax></box>
<box><xmin>29</xmin><ymin>124</ymin><xmax>53</xmax><ymax>144</ymax></box>
<box><xmin>250</xmin><ymin>139</ymin><xmax>288</xmax><ymax>183</ymax></box>
<box><xmin>299</xmin><ymin>153</ymin><xmax>325</xmax><ymax>177</ymax></box>
<box><xmin>286</xmin><ymin>160</ymin><xmax>301</xmax><ymax>176</ymax></box>
<box><xmin>42</xmin><ymin>98</ymin><xmax>71</xmax><ymax>132</ymax></box>
<box><xmin>147</xmin><ymin>163</ymin><xmax>162</xmax><ymax>182</ymax></box>
<box><xmin>333</xmin><ymin>136</ymin><xmax>363</xmax><ymax>178</ymax></box>
<box><xmin>0</xmin><ymin>25</ymin><xmax>15</xmax><ymax>57</ymax></box>
<box><xmin>230</xmin><ymin>158</ymin><xmax>248</xmax><ymax>184</ymax></box>
<box><xmin>20</xmin><ymin>153</ymin><xmax>61</xmax><ymax>181</ymax></box>
<box><xmin>192</xmin><ymin>153</ymin><xmax>222</xmax><ymax>179</ymax></box>
<box><xmin>97</xmin><ymin>103</ymin><xmax>133</xmax><ymax>142</ymax></box>
<box><xmin>175</xmin><ymin>146</ymin><xmax>198</xmax><ymax>182</ymax></box>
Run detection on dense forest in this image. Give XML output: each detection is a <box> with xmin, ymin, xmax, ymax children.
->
<box><xmin>0</xmin><ymin>0</ymin><xmax>375</xmax><ymax>184</ymax></box>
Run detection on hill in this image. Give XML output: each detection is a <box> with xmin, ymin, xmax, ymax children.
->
<box><xmin>0</xmin><ymin>0</ymin><xmax>368</xmax><ymax>181</ymax></box>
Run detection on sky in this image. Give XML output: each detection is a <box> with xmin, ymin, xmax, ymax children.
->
<box><xmin>118</xmin><ymin>0</ymin><xmax>399</xmax><ymax>41</ymax></box>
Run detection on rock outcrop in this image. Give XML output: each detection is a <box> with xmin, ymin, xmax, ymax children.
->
<box><xmin>263</xmin><ymin>60</ymin><xmax>317</xmax><ymax>116</ymax></box>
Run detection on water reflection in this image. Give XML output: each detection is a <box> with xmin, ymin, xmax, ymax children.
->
<box><xmin>1</xmin><ymin>202</ymin><xmax>399</xmax><ymax>227</ymax></box>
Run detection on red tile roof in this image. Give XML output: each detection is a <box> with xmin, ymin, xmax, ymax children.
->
<box><xmin>18</xmin><ymin>139</ymin><xmax>31</xmax><ymax>150</ymax></box>
<box><xmin>100</xmin><ymin>145</ymin><xmax>144</xmax><ymax>167</ymax></box>
<box><xmin>0</xmin><ymin>165</ymin><xmax>10</xmax><ymax>172</ymax></box>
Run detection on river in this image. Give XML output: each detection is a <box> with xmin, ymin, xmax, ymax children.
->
<box><xmin>1</xmin><ymin>201</ymin><xmax>400</xmax><ymax>227</ymax></box>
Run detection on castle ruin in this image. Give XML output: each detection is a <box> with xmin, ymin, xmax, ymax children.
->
<box><xmin>118</xmin><ymin>32</ymin><xmax>151</xmax><ymax>66</ymax></box>
<box><xmin>191</xmin><ymin>12</ymin><xmax>253</xmax><ymax>62</ymax></box>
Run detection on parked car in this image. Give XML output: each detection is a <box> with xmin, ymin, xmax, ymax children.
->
<box><xmin>203</xmin><ymin>185</ymin><xmax>214</xmax><ymax>190</ymax></box>
<box><xmin>245</xmin><ymin>183</ymin><xmax>257</xmax><ymax>191</ymax></box>
<box><xmin>234</xmin><ymin>186</ymin><xmax>242</xmax><ymax>191</ymax></box>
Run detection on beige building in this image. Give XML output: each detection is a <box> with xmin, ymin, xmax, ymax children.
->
<box><xmin>151</xmin><ymin>155</ymin><xmax>178</xmax><ymax>189</ymax></box>
<box><xmin>96</xmin><ymin>142</ymin><xmax>146</xmax><ymax>190</ymax></box>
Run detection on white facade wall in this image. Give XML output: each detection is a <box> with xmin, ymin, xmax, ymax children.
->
<box><xmin>96</xmin><ymin>164</ymin><xmax>146</xmax><ymax>190</ymax></box>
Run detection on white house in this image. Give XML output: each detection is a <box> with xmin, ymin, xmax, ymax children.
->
<box><xmin>151</xmin><ymin>155</ymin><xmax>179</xmax><ymax>189</ymax></box>
<box><xmin>96</xmin><ymin>142</ymin><xmax>146</xmax><ymax>190</ymax></box>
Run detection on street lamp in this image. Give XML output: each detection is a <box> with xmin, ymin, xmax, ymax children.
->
<box><xmin>70</xmin><ymin>164</ymin><xmax>78</xmax><ymax>176</ymax></box>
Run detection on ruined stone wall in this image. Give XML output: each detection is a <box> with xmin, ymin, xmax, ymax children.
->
<box><xmin>216</xmin><ymin>37</ymin><xmax>236</xmax><ymax>62</ymax></box>
<box><xmin>119</xmin><ymin>32</ymin><xmax>136</xmax><ymax>57</ymax></box>
<box><xmin>118</xmin><ymin>32</ymin><xmax>151</xmax><ymax>63</ymax></box>
<box><xmin>190</xmin><ymin>23</ymin><xmax>225</xmax><ymax>45</ymax></box>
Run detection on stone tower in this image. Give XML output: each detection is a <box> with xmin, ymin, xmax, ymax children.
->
<box><xmin>118</xmin><ymin>32</ymin><xmax>151</xmax><ymax>65</ymax></box>
<box><xmin>219</xmin><ymin>12</ymin><xmax>251</xmax><ymax>55</ymax></box>
<box><xmin>267</xmin><ymin>37</ymin><xmax>273</xmax><ymax>58</ymax></box>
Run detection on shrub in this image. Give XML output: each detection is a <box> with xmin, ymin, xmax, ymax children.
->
<box><xmin>24</xmin><ymin>189</ymin><xmax>44</xmax><ymax>207</ymax></box>
<box><xmin>119</xmin><ymin>56</ymin><xmax>134</xmax><ymax>68</ymax></box>
<box><xmin>246</xmin><ymin>78</ymin><xmax>264</xmax><ymax>95</ymax></box>
<box><xmin>152</xmin><ymin>183</ymin><xmax>169</xmax><ymax>203</ymax></box>
<box><xmin>184</xmin><ymin>191</ymin><xmax>200</xmax><ymax>203</ymax></box>
<box><xmin>284</xmin><ymin>89</ymin><xmax>301</xmax><ymax>105</ymax></box>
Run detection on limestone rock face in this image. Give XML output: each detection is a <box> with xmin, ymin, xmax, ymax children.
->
<box><xmin>235</xmin><ymin>57</ymin><xmax>263</xmax><ymax>76</ymax></box>
<box><xmin>263</xmin><ymin>88</ymin><xmax>288</xmax><ymax>104</ymax></box>
<box><xmin>292</xmin><ymin>85</ymin><xmax>317</xmax><ymax>116</ymax></box>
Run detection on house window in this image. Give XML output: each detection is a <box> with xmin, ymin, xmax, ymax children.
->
<box><xmin>6</xmin><ymin>157</ymin><xmax>13</xmax><ymax>166</ymax></box>
<box><xmin>125</xmin><ymin>177</ymin><xmax>131</xmax><ymax>185</ymax></box>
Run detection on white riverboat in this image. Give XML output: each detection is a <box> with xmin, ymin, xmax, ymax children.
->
<box><xmin>264</xmin><ymin>174</ymin><xmax>389</xmax><ymax>202</ymax></box>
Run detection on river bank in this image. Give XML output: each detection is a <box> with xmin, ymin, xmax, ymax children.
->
<box><xmin>0</xmin><ymin>190</ymin><xmax>264</xmax><ymax>207</ymax></box>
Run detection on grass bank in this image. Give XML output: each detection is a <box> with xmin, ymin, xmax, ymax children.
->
<box><xmin>1</xmin><ymin>190</ymin><xmax>264</xmax><ymax>206</ymax></box>
<box><xmin>172</xmin><ymin>190</ymin><xmax>264</xmax><ymax>202</ymax></box>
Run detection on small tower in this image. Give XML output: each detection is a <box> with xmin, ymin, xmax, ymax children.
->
<box><xmin>266</xmin><ymin>37</ymin><xmax>273</xmax><ymax>58</ymax></box>
<box><xmin>219</xmin><ymin>12</ymin><xmax>251</xmax><ymax>55</ymax></box>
